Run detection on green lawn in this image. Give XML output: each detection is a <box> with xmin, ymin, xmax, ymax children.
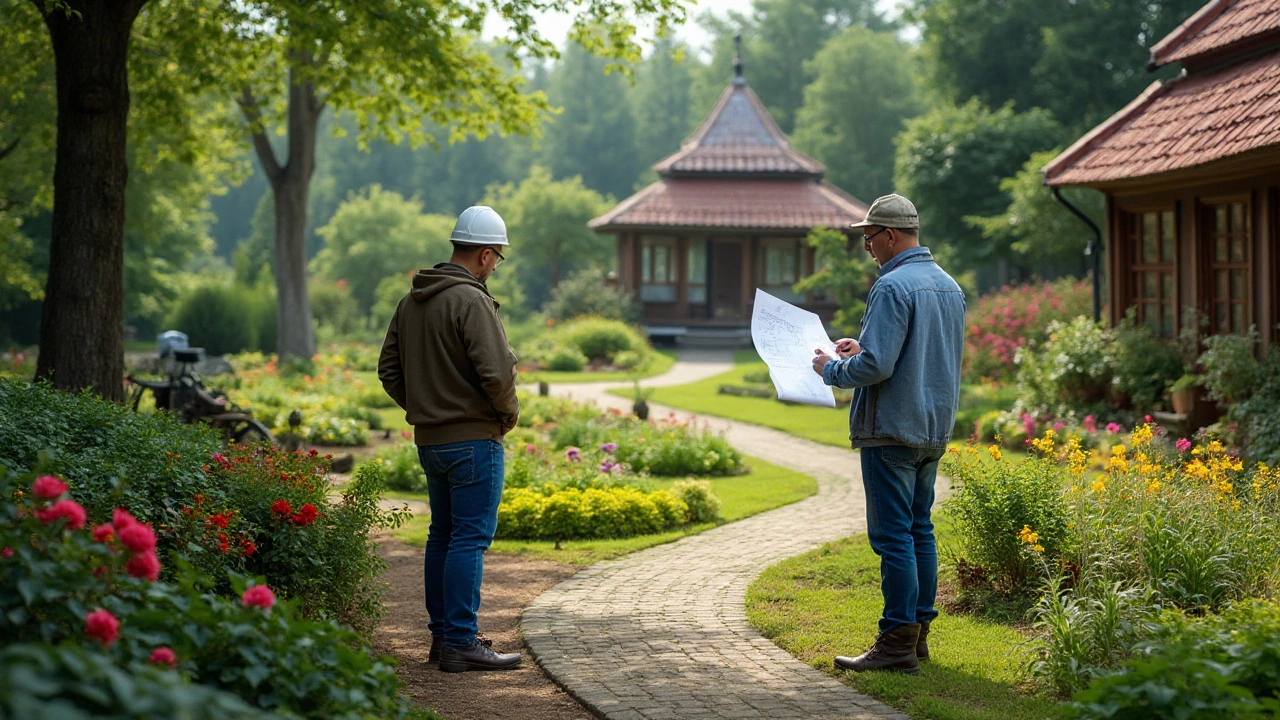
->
<box><xmin>612</xmin><ymin>351</ymin><xmax>1020</xmax><ymax>453</ymax></box>
<box><xmin>390</xmin><ymin>454</ymin><xmax>817</xmax><ymax>565</ymax></box>
<box><xmin>518</xmin><ymin>348</ymin><xmax>677</xmax><ymax>385</ymax></box>
<box><xmin>746</xmin><ymin>525</ymin><xmax>1063</xmax><ymax>720</ymax></box>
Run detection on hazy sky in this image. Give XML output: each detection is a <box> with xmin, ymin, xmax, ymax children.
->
<box><xmin>488</xmin><ymin>0</ymin><xmax>911</xmax><ymax>57</ymax></box>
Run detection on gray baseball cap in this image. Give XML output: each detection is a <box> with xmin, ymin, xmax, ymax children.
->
<box><xmin>850</xmin><ymin>194</ymin><xmax>919</xmax><ymax>230</ymax></box>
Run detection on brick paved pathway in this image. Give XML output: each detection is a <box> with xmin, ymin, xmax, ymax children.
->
<box><xmin>522</xmin><ymin>351</ymin><xmax>947</xmax><ymax>720</ymax></box>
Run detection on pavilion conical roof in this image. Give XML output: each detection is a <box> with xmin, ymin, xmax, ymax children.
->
<box><xmin>652</xmin><ymin>78</ymin><xmax>825</xmax><ymax>177</ymax></box>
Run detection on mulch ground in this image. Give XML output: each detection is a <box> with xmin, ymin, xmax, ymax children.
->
<box><xmin>373</xmin><ymin>537</ymin><xmax>595</xmax><ymax>720</ymax></box>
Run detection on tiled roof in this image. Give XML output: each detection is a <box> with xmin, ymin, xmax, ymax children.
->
<box><xmin>652</xmin><ymin>80</ymin><xmax>825</xmax><ymax>176</ymax></box>
<box><xmin>1044</xmin><ymin>47</ymin><xmax>1280</xmax><ymax>186</ymax></box>
<box><xmin>1151</xmin><ymin>0</ymin><xmax>1280</xmax><ymax>67</ymax></box>
<box><xmin>589</xmin><ymin>178</ymin><xmax>867</xmax><ymax>230</ymax></box>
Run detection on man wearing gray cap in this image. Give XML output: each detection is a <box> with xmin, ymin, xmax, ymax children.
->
<box><xmin>810</xmin><ymin>193</ymin><xmax>965</xmax><ymax>675</ymax></box>
<box><xmin>378</xmin><ymin>205</ymin><xmax>523</xmax><ymax>673</ymax></box>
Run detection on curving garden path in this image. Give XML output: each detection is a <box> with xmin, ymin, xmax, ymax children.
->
<box><xmin>521</xmin><ymin>351</ymin><xmax>949</xmax><ymax>720</ymax></box>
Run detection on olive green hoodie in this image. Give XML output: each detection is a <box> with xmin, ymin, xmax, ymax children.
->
<box><xmin>378</xmin><ymin>263</ymin><xmax>519</xmax><ymax>446</ymax></box>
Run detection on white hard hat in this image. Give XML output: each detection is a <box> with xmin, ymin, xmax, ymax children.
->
<box><xmin>449</xmin><ymin>205</ymin><xmax>509</xmax><ymax>246</ymax></box>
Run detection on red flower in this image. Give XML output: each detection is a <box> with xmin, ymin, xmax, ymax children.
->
<box><xmin>36</xmin><ymin>500</ymin><xmax>87</xmax><ymax>530</ymax></box>
<box><xmin>84</xmin><ymin>609</ymin><xmax>120</xmax><ymax>646</ymax></box>
<box><xmin>31</xmin><ymin>475</ymin><xmax>69</xmax><ymax>500</ymax></box>
<box><xmin>92</xmin><ymin>523</ymin><xmax>115</xmax><ymax>543</ymax></box>
<box><xmin>112</xmin><ymin>508</ymin><xmax>139</xmax><ymax>531</ymax></box>
<box><xmin>118</xmin><ymin>523</ymin><xmax>156</xmax><ymax>554</ymax></box>
<box><xmin>126</xmin><ymin>551</ymin><xmax>162</xmax><ymax>581</ymax></box>
<box><xmin>1</xmin><ymin>547</ymin><xmax>12</xmax><ymax>559</ymax></box>
<box><xmin>218</xmin><ymin>533</ymin><xmax>229</xmax><ymax>554</ymax></box>
<box><xmin>149</xmin><ymin>646</ymin><xmax>177</xmax><ymax>668</ymax></box>
<box><xmin>242</xmin><ymin>540</ymin><xmax>257</xmax><ymax>557</ymax></box>
<box><xmin>271</xmin><ymin>500</ymin><xmax>292</xmax><ymax>516</ymax></box>
<box><xmin>290</xmin><ymin>504</ymin><xmax>319</xmax><ymax>527</ymax></box>
<box><xmin>241</xmin><ymin>584</ymin><xmax>276</xmax><ymax>609</ymax></box>
<box><xmin>207</xmin><ymin>513</ymin><xmax>229</xmax><ymax>529</ymax></box>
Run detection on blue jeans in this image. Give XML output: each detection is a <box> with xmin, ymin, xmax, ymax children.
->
<box><xmin>418</xmin><ymin>439</ymin><xmax>505</xmax><ymax>648</ymax></box>
<box><xmin>860</xmin><ymin>445</ymin><xmax>944</xmax><ymax>633</ymax></box>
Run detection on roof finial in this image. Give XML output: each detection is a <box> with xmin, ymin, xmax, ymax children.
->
<box><xmin>733</xmin><ymin>33</ymin><xmax>744</xmax><ymax>85</ymax></box>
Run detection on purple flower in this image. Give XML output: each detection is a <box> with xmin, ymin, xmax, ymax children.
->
<box><xmin>1052</xmin><ymin>421</ymin><xmax>1065</xmax><ymax>433</ymax></box>
<box><xmin>565</xmin><ymin>447</ymin><xmax>581</xmax><ymax>462</ymax></box>
<box><xmin>1021</xmin><ymin>413</ymin><xmax>1035</xmax><ymax>438</ymax></box>
<box><xmin>600</xmin><ymin>442</ymin><xmax>618</xmax><ymax>453</ymax></box>
<box><xmin>1176</xmin><ymin>437</ymin><xmax>1192</xmax><ymax>452</ymax></box>
<box><xmin>1106</xmin><ymin>422</ymin><xmax>1121</xmax><ymax>434</ymax></box>
<box><xmin>599</xmin><ymin>461</ymin><xmax>615</xmax><ymax>473</ymax></box>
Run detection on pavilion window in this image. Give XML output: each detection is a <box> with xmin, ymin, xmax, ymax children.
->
<box><xmin>760</xmin><ymin>240</ymin><xmax>803</xmax><ymax>303</ymax></box>
<box><xmin>687</xmin><ymin>239</ymin><xmax>707</xmax><ymax>304</ymax></box>
<box><xmin>1203</xmin><ymin>200</ymin><xmax>1252</xmax><ymax>335</ymax></box>
<box><xmin>1122</xmin><ymin>209</ymin><xmax>1176</xmax><ymax>338</ymax></box>
<box><xmin>640</xmin><ymin>236</ymin><xmax>677</xmax><ymax>302</ymax></box>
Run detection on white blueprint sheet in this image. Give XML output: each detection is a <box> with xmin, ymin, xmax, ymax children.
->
<box><xmin>750</xmin><ymin>288</ymin><xmax>838</xmax><ymax>408</ymax></box>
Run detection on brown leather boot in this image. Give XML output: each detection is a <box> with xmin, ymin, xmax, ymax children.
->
<box><xmin>834</xmin><ymin>623</ymin><xmax>921</xmax><ymax>675</ymax></box>
<box><xmin>917</xmin><ymin>621</ymin><xmax>930</xmax><ymax>662</ymax></box>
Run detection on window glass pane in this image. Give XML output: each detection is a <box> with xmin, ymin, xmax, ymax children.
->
<box><xmin>654</xmin><ymin>245</ymin><xmax>670</xmax><ymax>283</ymax></box>
<box><xmin>1231</xmin><ymin>237</ymin><xmax>1245</xmax><ymax>263</ymax></box>
<box><xmin>1232</xmin><ymin>303</ymin><xmax>1244</xmax><ymax>333</ymax></box>
<box><xmin>1216</xmin><ymin>303</ymin><xmax>1228</xmax><ymax>330</ymax></box>
<box><xmin>764</xmin><ymin>247</ymin><xmax>781</xmax><ymax>285</ymax></box>
<box><xmin>640</xmin><ymin>284</ymin><xmax>677</xmax><ymax>302</ymax></box>
<box><xmin>1215</xmin><ymin>238</ymin><xmax>1227</xmax><ymax>263</ymax></box>
<box><xmin>1160</xmin><ymin>304</ymin><xmax>1173</xmax><ymax>337</ymax></box>
<box><xmin>1231</xmin><ymin>202</ymin><xmax>1245</xmax><ymax>233</ymax></box>
<box><xmin>1215</xmin><ymin>206</ymin><xmax>1227</xmax><ymax>234</ymax></box>
<box><xmin>687</xmin><ymin>240</ymin><xmax>706</xmax><ymax>284</ymax></box>
<box><xmin>1142</xmin><ymin>213</ymin><xmax>1157</xmax><ymax>263</ymax></box>
<box><xmin>1161</xmin><ymin>211</ymin><xmax>1175</xmax><ymax>263</ymax></box>
<box><xmin>782</xmin><ymin>245</ymin><xmax>797</xmax><ymax>283</ymax></box>
<box><xmin>641</xmin><ymin>245</ymin><xmax>652</xmax><ymax>283</ymax></box>
<box><xmin>688</xmin><ymin>286</ymin><xmax>707</xmax><ymax>303</ymax></box>
<box><xmin>1161</xmin><ymin>272</ymin><xmax>1173</xmax><ymax>301</ymax></box>
<box><xmin>1143</xmin><ymin>272</ymin><xmax>1157</xmax><ymax>299</ymax></box>
<box><xmin>1215</xmin><ymin>270</ymin><xmax>1228</xmax><ymax>299</ymax></box>
<box><xmin>1142</xmin><ymin>307</ymin><xmax>1158</xmax><ymax>332</ymax></box>
<box><xmin>1230</xmin><ymin>270</ymin><xmax>1244</xmax><ymax>300</ymax></box>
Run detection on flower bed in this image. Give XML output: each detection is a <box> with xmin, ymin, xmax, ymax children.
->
<box><xmin>0</xmin><ymin>378</ymin><xmax>409</xmax><ymax>633</ymax></box>
<box><xmin>223</xmin><ymin>355</ymin><xmax>379</xmax><ymax>446</ymax></box>
<box><xmin>943</xmin><ymin>423</ymin><xmax>1280</xmax><ymax>703</ymax></box>
<box><xmin>964</xmin><ymin>278</ymin><xmax>1091</xmax><ymax>383</ymax></box>
<box><xmin>0</xmin><ymin>467</ymin><xmax>405</xmax><ymax>719</ymax></box>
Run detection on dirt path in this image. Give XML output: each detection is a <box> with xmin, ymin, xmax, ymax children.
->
<box><xmin>373</xmin><ymin>537</ymin><xmax>594</xmax><ymax>720</ymax></box>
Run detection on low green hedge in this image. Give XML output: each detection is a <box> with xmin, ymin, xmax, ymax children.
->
<box><xmin>497</xmin><ymin>485</ymin><xmax>687</xmax><ymax>541</ymax></box>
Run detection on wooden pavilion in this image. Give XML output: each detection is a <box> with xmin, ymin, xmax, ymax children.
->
<box><xmin>590</xmin><ymin>60</ymin><xmax>868</xmax><ymax>343</ymax></box>
<box><xmin>1044</xmin><ymin>0</ymin><xmax>1280</xmax><ymax>352</ymax></box>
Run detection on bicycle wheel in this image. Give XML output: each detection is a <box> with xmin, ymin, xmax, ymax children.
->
<box><xmin>226</xmin><ymin>418</ymin><xmax>276</xmax><ymax>447</ymax></box>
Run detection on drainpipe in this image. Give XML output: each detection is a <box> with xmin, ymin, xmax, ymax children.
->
<box><xmin>1051</xmin><ymin>186</ymin><xmax>1103</xmax><ymax>323</ymax></box>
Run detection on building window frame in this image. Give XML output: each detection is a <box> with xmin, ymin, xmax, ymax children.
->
<box><xmin>640</xmin><ymin>236</ymin><xmax>677</xmax><ymax>303</ymax></box>
<box><xmin>758</xmin><ymin>238</ymin><xmax>803</xmax><ymax>303</ymax></box>
<box><xmin>1118</xmin><ymin>205</ymin><xmax>1178</xmax><ymax>338</ymax></box>
<box><xmin>687</xmin><ymin>239</ymin><xmax>708</xmax><ymax>304</ymax></box>
<box><xmin>1199</xmin><ymin>195</ymin><xmax>1253</xmax><ymax>336</ymax></box>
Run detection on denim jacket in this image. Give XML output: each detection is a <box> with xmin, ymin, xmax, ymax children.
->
<box><xmin>821</xmin><ymin>247</ymin><xmax>965</xmax><ymax>449</ymax></box>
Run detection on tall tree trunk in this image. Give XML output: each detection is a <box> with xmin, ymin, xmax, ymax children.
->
<box><xmin>34</xmin><ymin>0</ymin><xmax>147</xmax><ymax>401</ymax></box>
<box><xmin>239</xmin><ymin>66</ymin><xmax>320</xmax><ymax>361</ymax></box>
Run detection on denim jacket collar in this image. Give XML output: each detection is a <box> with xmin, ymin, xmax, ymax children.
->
<box><xmin>878</xmin><ymin>246</ymin><xmax>934</xmax><ymax>277</ymax></box>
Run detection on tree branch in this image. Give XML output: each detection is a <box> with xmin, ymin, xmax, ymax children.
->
<box><xmin>236</xmin><ymin>86</ymin><xmax>283</xmax><ymax>186</ymax></box>
<box><xmin>0</xmin><ymin>136</ymin><xmax>19</xmax><ymax>164</ymax></box>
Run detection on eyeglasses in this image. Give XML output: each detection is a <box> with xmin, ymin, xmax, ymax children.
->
<box><xmin>491</xmin><ymin>248</ymin><xmax>505</xmax><ymax>268</ymax></box>
<box><xmin>862</xmin><ymin>227</ymin><xmax>890</xmax><ymax>245</ymax></box>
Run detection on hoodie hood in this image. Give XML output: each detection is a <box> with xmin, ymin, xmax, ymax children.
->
<box><xmin>410</xmin><ymin>263</ymin><xmax>497</xmax><ymax>307</ymax></box>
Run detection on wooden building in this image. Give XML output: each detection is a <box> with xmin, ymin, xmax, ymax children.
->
<box><xmin>1044</xmin><ymin>0</ymin><xmax>1280</xmax><ymax>351</ymax></box>
<box><xmin>590</xmin><ymin>63</ymin><xmax>867</xmax><ymax>343</ymax></box>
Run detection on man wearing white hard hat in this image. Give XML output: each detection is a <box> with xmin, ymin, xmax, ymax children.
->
<box><xmin>378</xmin><ymin>205</ymin><xmax>522</xmax><ymax>673</ymax></box>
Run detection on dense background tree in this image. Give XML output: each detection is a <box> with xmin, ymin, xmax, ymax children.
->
<box><xmin>792</xmin><ymin>26</ymin><xmax>921</xmax><ymax>202</ymax></box>
<box><xmin>632</xmin><ymin>37</ymin><xmax>696</xmax><ymax>173</ymax></box>
<box><xmin>893</xmin><ymin>100</ymin><xmax>1062</xmax><ymax>281</ymax></box>
<box><xmin>483</xmin><ymin>166</ymin><xmax>613</xmax><ymax>310</ymax></box>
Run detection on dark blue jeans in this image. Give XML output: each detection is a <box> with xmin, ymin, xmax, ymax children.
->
<box><xmin>418</xmin><ymin>439</ymin><xmax>505</xmax><ymax>648</ymax></box>
<box><xmin>860</xmin><ymin>445</ymin><xmax>945</xmax><ymax>633</ymax></box>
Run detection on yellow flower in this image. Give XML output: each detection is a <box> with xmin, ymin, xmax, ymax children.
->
<box><xmin>1017</xmin><ymin>525</ymin><xmax>1039</xmax><ymax>545</ymax></box>
<box><xmin>1066</xmin><ymin>438</ymin><xmax>1089</xmax><ymax>475</ymax></box>
<box><xmin>1131</xmin><ymin>424</ymin><xmax>1154</xmax><ymax>447</ymax></box>
<box><xmin>988</xmin><ymin>445</ymin><xmax>1002</xmax><ymax>461</ymax></box>
<box><xmin>1033</xmin><ymin>544</ymin><xmax>1045</xmax><ymax>553</ymax></box>
<box><xmin>1030</xmin><ymin>430</ymin><xmax>1056</xmax><ymax>455</ymax></box>
<box><xmin>1092</xmin><ymin>478</ymin><xmax>1107</xmax><ymax>493</ymax></box>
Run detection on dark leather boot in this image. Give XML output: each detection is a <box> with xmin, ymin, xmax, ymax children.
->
<box><xmin>438</xmin><ymin>637</ymin><xmax>522</xmax><ymax>673</ymax></box>
<box><xmin>917</xmin><ymin>621</ymin><xmax>930</xmax><ymax>662</ymax></box>
<box><xmin>429</xmin><ymin>634</ymin><xmax>444</xmax><ymax>663</ymax></box>
<box><xmin>834</xmin><ymin>623</ymin><xmax>921</xmax><ymax>675</ymax></box>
